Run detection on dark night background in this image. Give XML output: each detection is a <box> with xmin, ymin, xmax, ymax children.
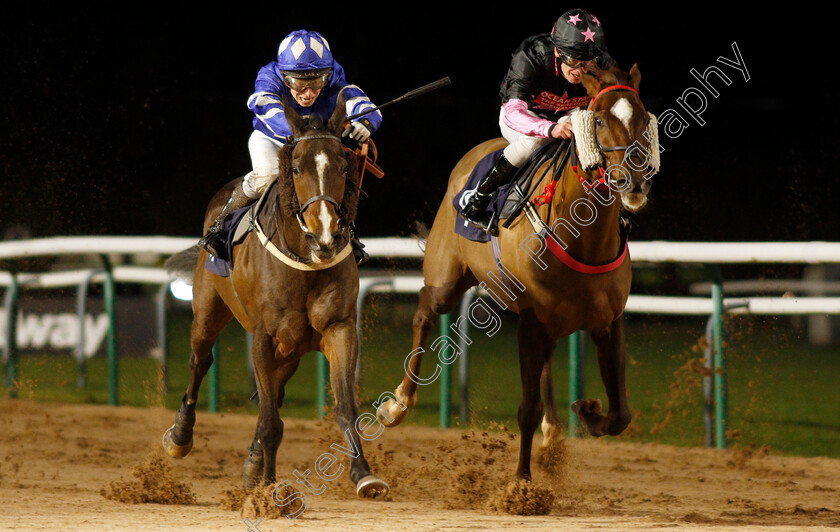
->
<box><xmin>2</xmin><ymin>5</ymin><xmax>838</xmax><ymax>244</ymax></box>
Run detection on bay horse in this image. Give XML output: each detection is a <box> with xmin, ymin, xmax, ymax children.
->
<box><xmin>376</xmin><ymin>64</ymin><xmax>660</xmax><ymax>480</ymax></box>
<box><xmin>161</xmin><ymin>93</ymin><xmax>389</xmax><ymax>498</ymax></box>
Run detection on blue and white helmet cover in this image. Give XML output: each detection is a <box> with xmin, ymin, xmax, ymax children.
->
<box><xmin>276</xmin><ymin>30</ymin><xmax>334</xmax><ymax>71</ymax></box>
<box><xmin>248</xmin><ymin>30</ymin><xmax>383</xmax><ymax>142</ymax></box>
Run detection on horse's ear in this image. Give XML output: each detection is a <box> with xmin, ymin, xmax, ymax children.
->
<box><xmin>328</xmin><ymin>89</ymin><xmax>348</xmax><ymax>136</ymax></box>
<box><xmin>283</xmin><ymin>95</ymin><xmax>305</xmax><ymax>138</ymax></box>
<box><xmin>629</xmin><ymin>63</ymin><xmax>641</xmax><ymax>91</ymax></box>
<box><xmin>581</xmin><ymin>71</ymin><xmax>602</xmax><ymax>98</ymax></box>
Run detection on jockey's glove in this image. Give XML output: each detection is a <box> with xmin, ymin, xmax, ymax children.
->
<box><xmin>344</xmin><ymin>119</ymin><xmax>374</xmax><ymax>142</ymax></box>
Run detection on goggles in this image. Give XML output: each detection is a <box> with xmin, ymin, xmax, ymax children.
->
<box><xmin>282</xmin><ymin>69</ymin><xmax>331</xmax><ymax>92</ymax></box>
<box><xmin>558</xmin><ymin>53</ymin><xmax>593</xmax><ymax>71</ymax></box>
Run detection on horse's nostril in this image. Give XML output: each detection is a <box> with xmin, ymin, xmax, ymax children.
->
<box><xmin>609</xmin><ymin>177</ymin><xmax>630</xmax><ymax>192</ymax></box>
<box><xmin>305</xmin><ymin>233</ymin><xmax>319</xmax><ymax>249</ymax></box>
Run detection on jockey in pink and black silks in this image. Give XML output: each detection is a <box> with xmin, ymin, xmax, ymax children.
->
<box><xmin>460</xmin><ymin>8</ymin><xmax>614</xmax><ymax>234</ymax></box>
<box><xmin>199</xmin><ymin>30</ymin><xmax>382</xmax><ymax>263</ymax></box>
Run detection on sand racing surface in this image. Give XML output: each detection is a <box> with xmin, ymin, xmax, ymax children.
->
<box><xmin>1</xmin><ymin>398</ymin><xmax>838</xmax><ymax>531</ymax></box>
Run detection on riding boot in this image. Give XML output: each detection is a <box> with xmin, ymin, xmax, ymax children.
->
<box><xmin>460</xmin><ymin>154</ymin><xmax>518</xmax><ymax>235</ymax></box>
<box><xmin>198</xmin><ymin>183</ymin><xmax>255</xmax><ymax>258</ymax></box>
<box><xmin>349</xmin><ymin>222</ymin><xmax>369</xmax><ymax>266</ymax></box>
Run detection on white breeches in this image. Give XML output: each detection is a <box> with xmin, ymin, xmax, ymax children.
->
<box><xmin>498</xmin><ymin>107</ymin><xmax>554</xmax><ymax>168</ymax></box>
<box><xmin>242</xmin><ymin>130</ymin><xmax>285</xmax><ymax>199</ymax></box>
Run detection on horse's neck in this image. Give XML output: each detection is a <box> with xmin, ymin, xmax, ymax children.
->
<box><xmin>547</xmin><ymin>162</ymin><xmax>623</xmax><ymax>264</ymax></box>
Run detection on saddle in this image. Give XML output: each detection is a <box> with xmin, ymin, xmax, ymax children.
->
<box><xmin>203</xmin><ymin>140</ymin><xmax>384</xmax><ymax>277</ymax></box>
<box><xmin>453</xmin><ymin>138</ymin><xmax>572</xmax><ymax>242</ymax></box>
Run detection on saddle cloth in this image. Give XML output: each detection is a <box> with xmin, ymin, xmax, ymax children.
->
<box><xmin>452</xmin><ymin>140</ymin><xmax>565</xmax><ymax>242</ymax></box>
<box><xmin>203</xmin><ymin>205</ymin><xmax>253</xmax><ymax>277</ymax></box>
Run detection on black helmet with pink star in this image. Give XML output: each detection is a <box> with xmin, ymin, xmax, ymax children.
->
<box><xmin>551</xmin><ymin>8</ymin><xmax>607</xmax><ymax>61</ymax></box>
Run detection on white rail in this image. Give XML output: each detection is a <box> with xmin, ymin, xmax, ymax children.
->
<box><xmin>3</xmin><ymin>236</ymin><xmax>840</xmax><ymax>263</ymax></box>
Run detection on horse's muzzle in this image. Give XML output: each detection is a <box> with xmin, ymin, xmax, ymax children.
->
<box><xmin>305</xmin><ymin>231</ymin><xmax>347</xmax><ymax>262</ymax></box>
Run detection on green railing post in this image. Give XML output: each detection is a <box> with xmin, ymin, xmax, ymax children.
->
<box><xmin>568</xmin><ymin>331</ymin><xmax>583</xmax><ymax>437</ymax></box>
<box><xmin>439</xmin><ymin>312</ymin><xmax>452</xmax><ymax>428</ymax></box>
<box><xmin>3</xmin><ymin>274</ymin><xmax>19</xmax><ymax>398</ymax></box>
<box><xmin>208</xmin><ymin>342</ymin><xmax>219</xmax><ymax>413</ymax></box>
<box><xmin>100</xmin><ymin>255</ymin><xmax>119</xmax><ymax>406</ymax></box>
<box><xmin>317</xmin><ymin>351</ymin><xmax>329</xmax><ymax>418</ymax></box>
<box><xmin>711</xmin><ymin>268</ymin><xmax>727</xmax><ymax>449</ymax></box>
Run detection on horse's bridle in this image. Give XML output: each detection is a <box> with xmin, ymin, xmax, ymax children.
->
<box><xmin>588</xmin><ymin>84</ymin><xmax>640</xmax><ymax>156</ymax></box>
<box><xmin>284</xmin><ymin>133</ymin><xmax>349</xmax><ymax>235</ymax></box>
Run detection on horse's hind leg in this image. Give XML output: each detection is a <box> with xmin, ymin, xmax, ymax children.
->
<box><xmin>376</xmin><ymin>275</ymin><xmax>474</xmax><ymax>427</ymax></box>
<box><xmin>243</xmin><ymin>352</ymin><xmax>301</xmax><ymax>488</ymax></box>
<box><xmin>162</xmin><ymin>278</ymin><xmax>232</xmax><ymax>458</ymax></box>
<box><xmin>572</xmin><ymin>314</ymin><xmax>632</xmax><ymax>437</ymax></box>
<box><xmin>539</xmin><ymin>356</ymin><xmax>564</xmax><ymax>445</ymax></box>
<box><xmin>244</xmin><ymin>330</ymin><xmax>300</xmax><ymax>488</ymax></box>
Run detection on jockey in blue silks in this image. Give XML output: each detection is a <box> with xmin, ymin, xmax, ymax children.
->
<box><xmin>199</xmin><ymin>29</ymin><xmax>382</xmax><ymax>263</ymax></box>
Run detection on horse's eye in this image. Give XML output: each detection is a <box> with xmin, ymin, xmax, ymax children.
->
<box><xmin>595</xmin><ymin>117</ymin><xmax>604</xmax><ymax>128</ymax></box>
<box><xmin>291</xmin><ymin>167</ymin><xmax>300</xmax><ymax>176</ymax></box>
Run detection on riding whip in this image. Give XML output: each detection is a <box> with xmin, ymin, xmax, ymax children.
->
<box><xmin>346</xmin><ymin>77</ymin><xmax>451</xmax><ymax>121</ymax></box>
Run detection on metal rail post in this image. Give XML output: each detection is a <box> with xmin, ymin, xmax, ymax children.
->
<box><xmin>568</xmin><ymin>331</ymin><xmax>584</xmax><ymax>436</ymax></box>
<box><xmin>317</xmin><ymin>352</ymin><xmax>329</xmax><ymax>418</ymax></box>
<box><xmin>100</xmin><ymin>255</ymin><xmax>119</xmax><ymax>406</ymax></box>
<box><xmin>711</xmin><ymin>267</ymin><xmax>727</xmax><ymax>449</ymax></box>
<box><xmin>457</xmin><ymin>289</ymin><xmax>477</xmax><ymax>424</ymax></box>
<box><xmin>3</xmin><ymin>274</ymin><xmax>19</xmax><ymax>398</ymax></box>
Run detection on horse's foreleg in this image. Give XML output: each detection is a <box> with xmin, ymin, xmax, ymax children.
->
<box><xmin>248</xmin><ymin>330</ymin><xmax>289</xmax><ymax>487</ymax></box>
<box><xmin>572</xmin><ymin>315</ymin><xmax>632</xmax><ymax>437</ymax></box>
<box><xmin>377</xmin><ymin>280</ymin><xmax>470</xmax><ymax>427</ymax></box>
<box><xmin>162</xmin><ymin>280</ymin><xmax>232</xmax><ymax>459</ymax></box>
<box><xmin>515</xmin><ymin>311</ymin><xmax>553</xmax><ymax>481</ymax></box>
<box><xmin>322</xmin><ymin>320</ymin><xmax>389</xmax><ymax>499</ymax></box>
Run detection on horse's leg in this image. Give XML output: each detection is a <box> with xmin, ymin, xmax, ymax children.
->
<box><xmin>571</xmin><ymin>314</ymin><xmax>632</xmax><ymax>437</ymax></box>
<box><xmin>243</xmin><ymin>333</ymin><xmax>301</xmax><ymax>488</ymax></box>
<box><xmin>539</xmin><ymin>356</ymin><xmax>564</xmax><ymax>446</ymax></box>
<box><xmin>376</xmin><ymin>276</ymin><xmax>472</xmax><ymax>427</ymax></box>
<box><xmin>321</xmin><ymin>319</ymin><xmax>389</xmax><ymax>498</ymax></box>
<box><xmin>514</xmin><ymin>310</ymin><xmax>553</xmax><ymax>481</ymax></box>
<box><xmin>245</xmin><ymin>329</ymin><xmax>289</xmax><ymax>486</ymax></box>
<box><xmin>162</xmin><ymin>279</ymin><xmax>232</xmax><ymax>458</ymax></box>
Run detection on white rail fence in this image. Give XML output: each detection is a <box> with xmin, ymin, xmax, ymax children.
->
<box><xmin>2</xmin><ymin>237</ymin><xmax>839</xmax><ymax>447</ymax></box>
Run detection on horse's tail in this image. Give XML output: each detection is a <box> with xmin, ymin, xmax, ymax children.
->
<box><xmin>165</xmin><ymin>245</ymin><xmax>201</xmax><ymax>283</ymax></box>
<box><xmin>412</xmin><ymin>220</ymin><xmax>430</xmax><ymax>253</ymax></box>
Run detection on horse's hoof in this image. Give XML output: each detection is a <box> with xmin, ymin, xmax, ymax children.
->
<box><xmin>375</xmin><ymin>398</ymin><xmax>409</xmax><ymax>428</ymax></box>
<box><xmin>356</xmin><ymin>475</ymin><xmax>390</xmax><ymax>499</ymax></box>
<box><xmin>570</xmin><ymin>399</ymin><xmax>606</xmax><ymax>437</ymax></box>
<box><xmin>242</xmin><ymin>453</ymin><xmax>264</xmax><ymax>489</ymax></box>
<box><xmin>161</xmin><ymin>425</ymin><xmax>193</xmax><ymax>458</ymax></box>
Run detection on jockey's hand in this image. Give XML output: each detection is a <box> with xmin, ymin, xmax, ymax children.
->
<box><xmin>551</xmin><ymin>120</ymin><xmax>574</xmax><ymax>140</ymax></box>
<box><xmin>344</xmin><ymin>119</ymin><xmax>374</xmax><ymax>142</ymax></box>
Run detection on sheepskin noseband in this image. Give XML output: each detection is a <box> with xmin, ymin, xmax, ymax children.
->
<box><xmin>571</xmin><ymin>108</ymin><xmax>602</xmax><ymax>171</ymax></box>
<box><xmin>571</xmin><ymin>108</ymin><xmax>661</xmax><ymax>175</ymax></box>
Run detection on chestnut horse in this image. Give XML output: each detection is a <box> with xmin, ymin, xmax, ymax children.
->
<box><xmin>161</xmin><ymin>94</ymin><xmax>389</xmax><ymax>498</ymax></box>
<box><xmin>377</xmin><ymin>65</ymin><xmax>660</xmax><ymax>480</ymax></box>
